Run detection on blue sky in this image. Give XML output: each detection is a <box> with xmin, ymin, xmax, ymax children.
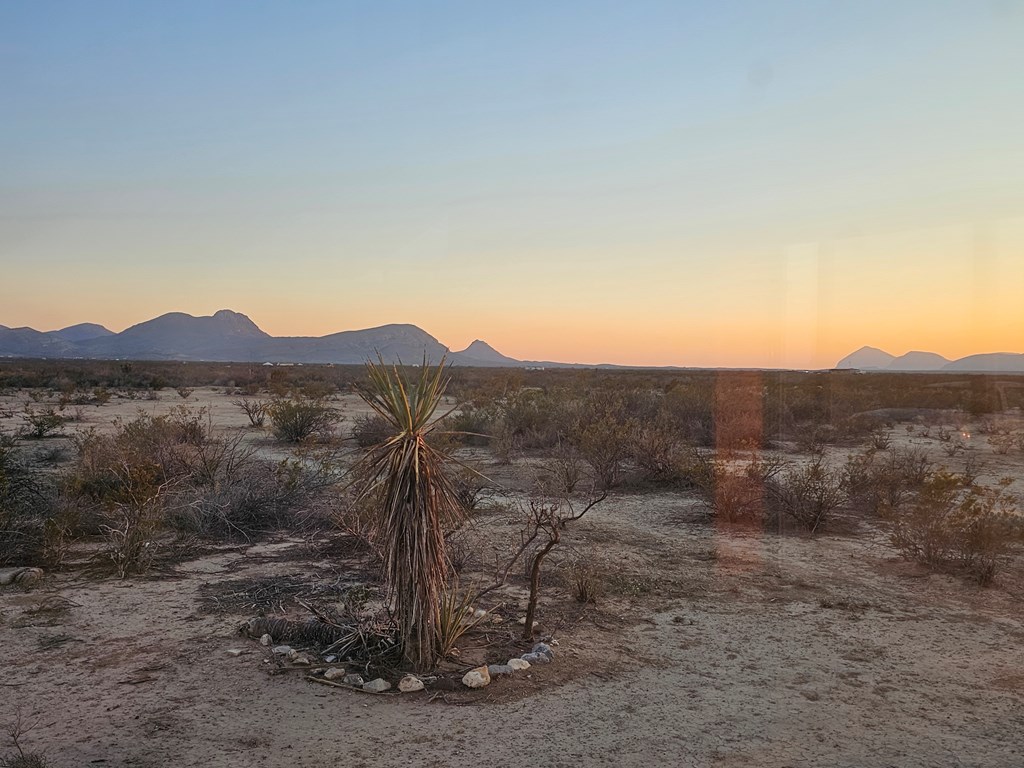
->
<box><xmin>2</xmin><ymin>1</ymin><xmax>1022</xmax><ymax>366</ymax></box>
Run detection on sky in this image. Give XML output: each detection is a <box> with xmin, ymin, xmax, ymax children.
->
<box><xmin>2</xmin><ymin>0</ymin><xmax>1023</xmax><ymax>368</ymax></box>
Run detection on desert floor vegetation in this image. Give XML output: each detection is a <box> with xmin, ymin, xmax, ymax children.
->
<box><xmin>0</xmin><ymin>361</ymin><xmax>1022</xmax><ymax>767</ymax></box>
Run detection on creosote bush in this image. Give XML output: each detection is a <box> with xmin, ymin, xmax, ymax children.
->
<box><xmin>351</xmin><ymin>413</ymin><xmax>395</xmax><ymax>448</ymax></box>
<box><xmin>764</xmin><ymin>458</ymin><xmax>844</xmax><ymax>533</ymax></box>
<box><xmin>841</xmin><ymin>446</ymin><xmax>932</xmax><ymax>516</ymax></box>
<box><xmin>61</xmin><ymin>407</ymin><xmax>335</xmax><ymax>554</ymax></box>
<box><xmin>231</xmin><ymin>397</ymin><xmax>267</xmax><ymax>428</ymax></box>
<box><xmin>267</xmin><ymin>398</ymin><xmax>338</xmax><ymax>443</ymax></box>
<box><xmin>19</xmin><ymin>407</ymin><xmax>67</xmax><ymax>439</ymax></box>
<box><xmin>881</xmin><ymin>472</ymin><xmax>1021</xmax><ymax>585</ymax></box>
<box><xmin>0</xmin><ymin>434</ymin><xmax>61</xmax><ymax>566</ymax></box>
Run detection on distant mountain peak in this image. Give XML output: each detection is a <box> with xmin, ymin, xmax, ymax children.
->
<box><xmin>887</xmin><ymin>351</ymin><xmax>950</xmax><ymax>371</ymax></box>
<box><xmin>454</xmin><ymin>339</ymin><xmax>520</xmax><ymax>365</ymax></box>
<box><xmin>49</xmin><ymin>323</ymin><xmax>115</xmax><ymax>343</ymax></box>
<box><xmin>836</xmin><ymin>346</ymin><xmax>1023</xmax><ymax>373</ymax></box>
<box><xmin>836</xmin><ymin>346</ymin><xmax>895</xmax><ymax>370</ymax></box>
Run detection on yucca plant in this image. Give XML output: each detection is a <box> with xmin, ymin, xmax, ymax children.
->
<box><xmin>356</xmin><ymin>356</ymin><xmax>466</xmax><ymax>671</ymax></box>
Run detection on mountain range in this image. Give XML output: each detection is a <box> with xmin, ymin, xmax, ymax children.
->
<box><xmin>0</xmin><ymin>310</ymin><xmax>546</xmax><ymax>367</ymax></box>
<box><xmin>835</xmin><ymin>346</ymin><xmax>1024</xmax><ymax>373</ymax></box>
<box><xmin>1</xmin><ymin>311</ymin><xmax>1022</xmax><ymax>371</ymax></box>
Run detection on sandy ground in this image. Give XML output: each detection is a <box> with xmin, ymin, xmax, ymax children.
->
<box><xmin>1</xmin><ymin>389</ymin><xmax>1022</xmax><ymax>767</ymax></box>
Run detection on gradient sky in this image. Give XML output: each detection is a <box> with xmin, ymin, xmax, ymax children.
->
<box><xmin>2</xmin><ymin>1</ymin><xmax>1022</xmax><ymax>368</ymax></box>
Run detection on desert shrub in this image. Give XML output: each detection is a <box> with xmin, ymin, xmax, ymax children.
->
<box><xmin>764</xmin><ymin>458</ymin><xmax>844</xmax><ymax>533</ymax></box>
<box><xmin>1</xmin><ymin>709</ymin><xmax>50</xmax><ymax>768</ymax></box>
<box><xmin>987</xmin><ymin>432</ymin><xmax>1020</xmax><ymax>455</ymax></box>
<box><xmin>574</xmin><ymin>418</ymin><xmax>631</xmax><ymax>489</ymax></box>
<box><xmin>868</xmin><ymin>426</ymin><xmax>892</xmax><ymax>450</ymax></box>
<box><xmin>568</xmin><ymin>391</ymin><xmax>635</xmax><ymax>489</ymax></box>
<box><xmin>92</xmin><ymin>460</ymin><xmax>167</xmax><ymax>577</ymax></box>
<box><xmin>67</xmin><ymin>409</ymin><xmax>208</xmax><ymax>502</ymax></box>
<box><xmin>795</xmin><ymin>424</ymin><xmax>833</xmax><ymax>455</ymax></box>
<box><xmin>629</xmin><ymin>417</ymin><xmax>695</xmax><ymax>485</ymax></box>
<box><xmin>662</xmin><ymin>385</ymin><xmax>714</xmax><ymax>446</ymax></box>
<box><xmin>169</xmin><ymin>456</ymin><xmax>332</xmax><ymax>539</ymax></box>
<box><xmin>538</xmin><ymin>441</ymin><xmax>585</xmax><ymax>494</ymax></box>
<box><xmin>298</xmin><ymin>380</ymin><xmax>336</xmax><ymax>400</ymax></box>
<box><xmin>569</xmin><ymin>558</ymin><xmax>604</xmax><ymax>604</ymax></box>
<box><xmin>446</xmin><ymin>530</ymin><xmax>473</xmax><ymax>575</ymax></box>
<box><xmin>842</xmin><ymin>446</ymin><xmax>933</xmax><ymax>516</ymax></box>
<box><xmin>19</xmin><ymin>407</ymin><xmax>67</xmax><ymax>439</ymax></box>
<box><xmin>65</xmin><ymin>408</ymin><xmax>327</xmax><ymax>543</ymax></box>
<box><xmin>231</xmin><ymin>397</ymin><xmax>267</xmax><ymax>428</ymax></box>
<box><xmin>330</xmin><ymin>490</ymin><xmax>382</xmax><ymax>560</ymax></box>
<box><xmin>450</xmin><ymin>466</ymin><xmax>489</xmax><ymax>513</ymax></box>
<box><xmin>446</xmin><ymin>406</ymin><xmax>493</xmax><ymax>446</ymax></box>
<box><xmin>32</xmin><ymin>445</ymin><xmax>69</xmax><ymax>466</ymax></box>
<box><xmin>881</xmin><ymin>472</ymin><xmax>1021</xmax><ymax>585</ymax></box>
<box><xmin>697</xmin><ymin>454</ymin><xmax>788</xmax><ymax>526</ymax></box>
<box><xmin>267</xmin><ymin>398</ymin><xmax>338</xmax><ymax>443</ymax></box>
<box><xmin>832</xmin><ymin>415</ymin><xmax>878</xmax><ymax>444</ymax></box>
<box><xmin>714</xmin><ymin>409</ymin><xmax>766</xmax><ymax>452</ymax></box>
<box><xmin>351</xmin><ymin>413</ymin><xmax>396</xmax><ymax>448</ymax></box>
<box><xmin>0</xmin><ymin>436</ymin><xmax>61</xmax><ymax>566</ymax></box>
<box><xmin>495</xmin><ymin>388</ymin><xmax>564</xmax><ymax>450</ymax></box>
<box><xmin>99</xmin><ymin>495</ymin><xmax>163</xmax><ymax>578</ymax></box>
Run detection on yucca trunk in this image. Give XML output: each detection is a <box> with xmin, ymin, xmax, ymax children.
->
<box><xmin>358</xmin><ymin>357</ymin><xmax>463</xmax><ymax>671</ymax></box>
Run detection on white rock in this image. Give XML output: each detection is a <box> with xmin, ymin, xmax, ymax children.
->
<box><xmin>259</xmin><ymin>634</ymin><xmax>273</xmax><ymax>646</ymax></box>
<box><xmin>272</xmin><ymin>645</ymin><xmax>293</xmax><ymax>656</ymax></box>
<box><xmin>462</xmin><ymin>666</ymin><xmax>491</xmax><ymax>689</ymax></box>
<box><xmin>507</xmin><ymin>658</ymin><xmax>531</xmax><ymax>670</ymax></box>
<box><xmin>323</xmin><ymin>668</ymin><xmax>347</xmax><ymax>681</ymax></box>
<box><xmin>398</xmin><ymin>675</ymin><xmax>425</xmax><ymax>693</ymax></box>
<box><xmin>363</xmin><ymin>678</ymin><xmax>391</xmax><ymax>693</ymax></box>
<box><xmin>291</xmin><ymin>655</ymin><xmax>312</xmax><ymax>666</ymax></box>
<box><xmin>343</xmin><ymin>673</ymin><xmax>364</xmax><ymax>686</ymax></box>
<box><xmin>473</xmin><ymin>608</ymin><xmax>487</xmax><ymax>619</ymax></box>
<box><xmin>226</xmin><ymin>649</ymin><xmax>245</xmax><ymax>657</ymax></box>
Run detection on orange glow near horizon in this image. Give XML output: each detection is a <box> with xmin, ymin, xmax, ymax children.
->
<box><xmin>3</xmin><ymin>216</ymin><xmax>1022</xmax><ymax>369</ymax></box>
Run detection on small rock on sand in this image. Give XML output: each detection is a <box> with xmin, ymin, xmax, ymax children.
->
<box><xmin>531</xmin><ymin>642</ymin><xmax>554</xmax><ymax>659</ymax></box>
<box><xmin>259</xmin><ymin>634</ymin><xmax>273</xmax><ymax>646</ymax></box>
<box><xmin>462</xmin><ymin>666</ymin><xmax>491</xmax><ymax>689</ymax></box>
<box><xmin>344</xmin><ymin>674</ymin><xmax>365</xmax><ymax>686</ymax></box>
<box><xmin>323</xmin><ymin>668</ymin><xmax>347</xmax><ymax>681</ymax></box>
<box><xmin>507</xmin><ymin>658</ymin><xmax>530</xmax><ymax>670</ymax></box>
<box><xmin>398</xmin><ymin>675</ymin><xmax>425</xmax><ymax>692</ymax></box>
<box><xmin>487</xmin><ymin>664</ymin><xmax>514</xmax><ymax>677</ymax></box>
<box><xmin>363</xmin><ymin>678</ymin><xmax>391</xmax><ymax>693</ymax></box>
